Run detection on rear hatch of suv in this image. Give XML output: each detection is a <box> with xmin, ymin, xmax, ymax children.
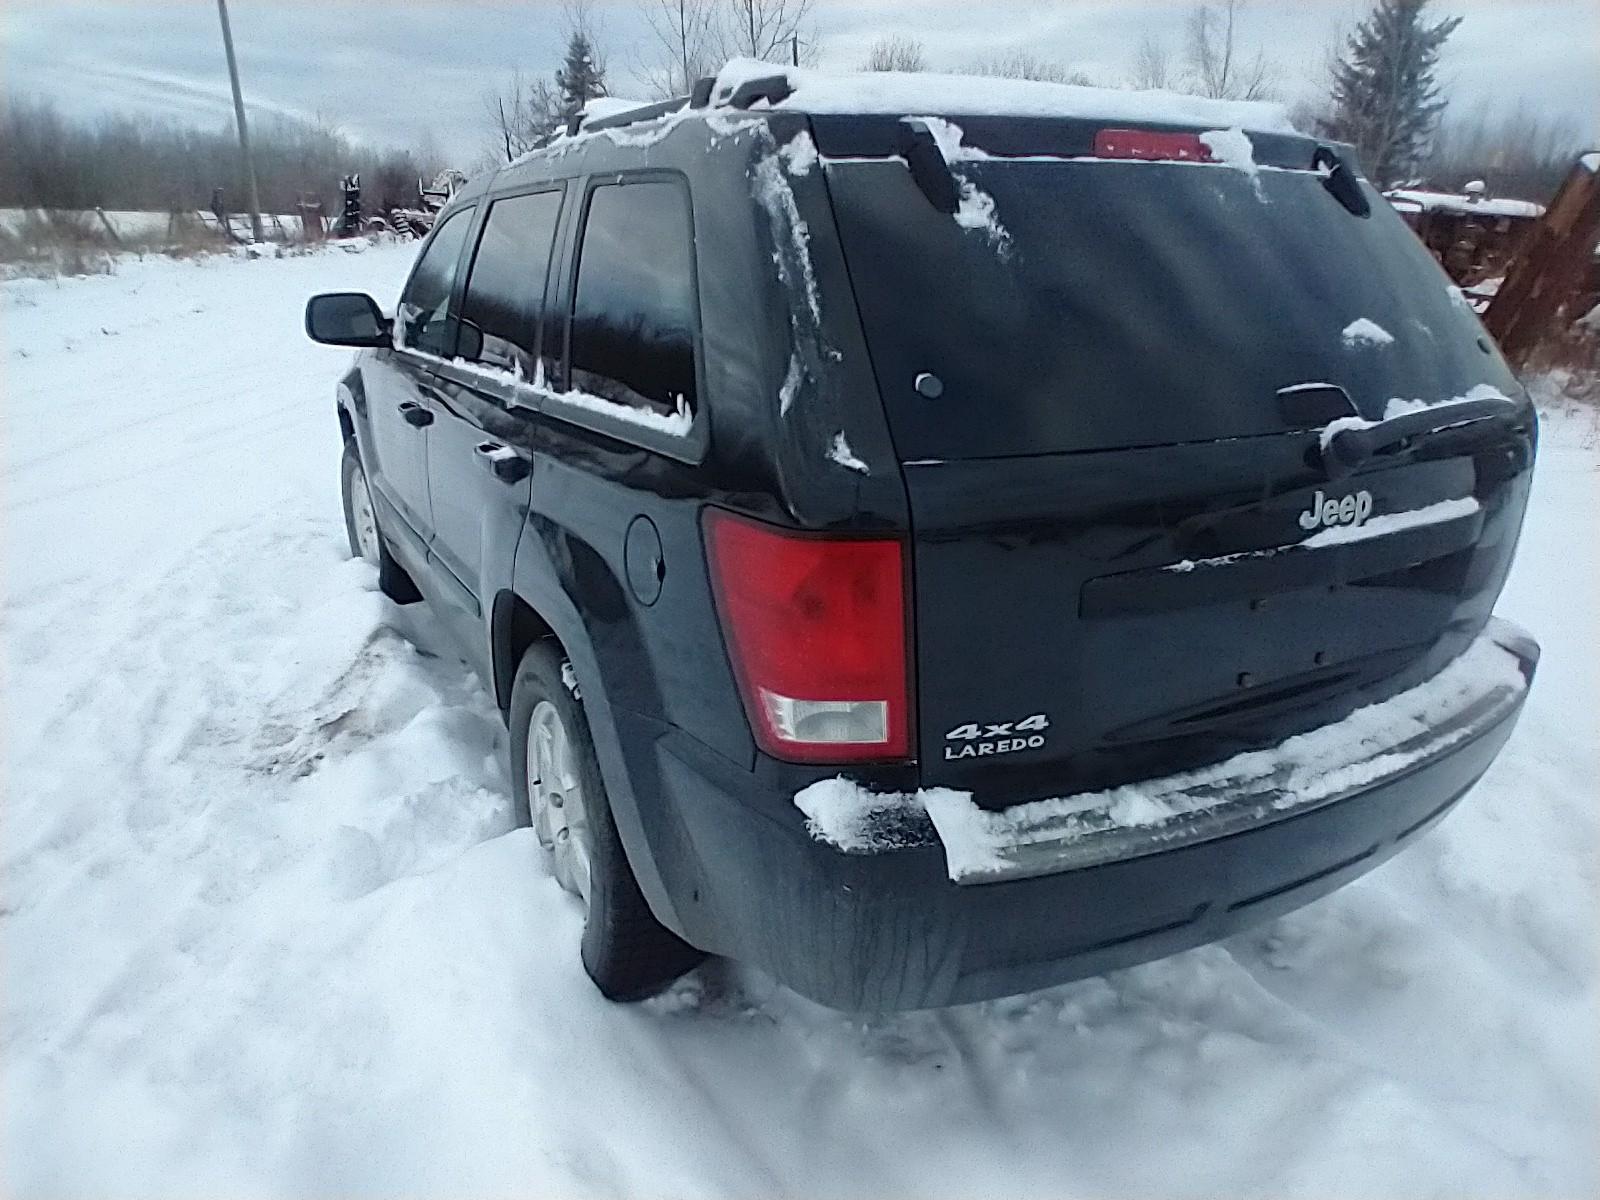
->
<box><xmin>815</xmin><ymin>114</ymin><xmax>1536</xmax><ymax>802</ymax></box>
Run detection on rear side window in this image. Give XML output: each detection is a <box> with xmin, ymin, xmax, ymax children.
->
<box><xmin>397</xmin><ymin>207</ymin><xmax>474</xmax><ymax>357</ymax></box>
<box><xmin>569</xmin><ymin>179</ymin><xmax>698</xmax><ymax>418</ymax></box>
<box><xmin>457</xmin><ymin>189</ymin><xmax>565</xmax><ymax>381</ymax></box>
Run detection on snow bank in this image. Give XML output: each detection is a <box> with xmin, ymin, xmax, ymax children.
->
<box><xmin>710</xmin><ymin>57</ymin><xmax>1296</xmax><ymax>133</ymax></box>
<box><xmin>3</xmin><ymin>245</ymin><xmax>1594</xmax><ymax>1197</ymax></box>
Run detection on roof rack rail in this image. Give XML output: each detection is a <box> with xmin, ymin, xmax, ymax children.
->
<box><xmin>721</xmin><ymin>73</ymin><xmax>794</xmax><ymax>110</ymax></box>
<box><xmin>569</xmin><ymin>96</ymin><xmax>690</xmax><ymax>138</ymax></box>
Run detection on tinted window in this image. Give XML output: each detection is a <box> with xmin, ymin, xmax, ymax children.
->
<box><xmin>569</xmin><ymin>180</ymin><xmax>697</xmax><ymax>417</ymax></box>
<box><xmin>457</xmin><ymin>190</ymin><xmax>564</xmax><ymax>381</ymax></box>
<box><xmin>827</xmin><ymin>158</ymin><xmax>1517</xmax><ymax>460</ymax></box>
<box><xmin>397</xmin><ymin>207</ymin><xmax>474</xmax><ymax>357</ymax></box>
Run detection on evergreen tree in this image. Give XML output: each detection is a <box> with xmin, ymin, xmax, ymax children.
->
<box><xmin>1327</xmin><ymin>0</ymin><xmax>1461</xmax><ymax>187</ymax></box>
<box><xmin>555</xmin><ymin>31</ymin><xmax>607</xmax><ymax>118</ymax></box>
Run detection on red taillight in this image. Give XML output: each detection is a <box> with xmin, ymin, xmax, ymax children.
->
<box><xmin>703</xmin><ymin>509</ymin><xmax>911</xmax><ymax>763</ymax></box>
<box><xmin>1094</xmin><ymin>129</ymin><xmax>1212</xmax><ymax>162</ymax></box>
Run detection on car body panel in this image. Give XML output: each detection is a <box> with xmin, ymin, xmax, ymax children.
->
<box><xmin>319</xmin><ymin>100</ymin><xmax>1538</xmax><ymax>1011</ymax></box>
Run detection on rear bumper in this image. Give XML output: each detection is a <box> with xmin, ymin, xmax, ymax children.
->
<box><xmin>641</xmin><ymin>618</ymin><xmax>1538</xmax><ymax>1011</ymax></box>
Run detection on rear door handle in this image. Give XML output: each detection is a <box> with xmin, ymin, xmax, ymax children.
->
<box><xmin>398</xmin><ymin>401</ymin><xmax>433</xmax><ymax>428</ymax></box>
<box><xmin>475</xmin><ymin>441</ymin><xmax>531</xmax><ymax>484</ymax></box>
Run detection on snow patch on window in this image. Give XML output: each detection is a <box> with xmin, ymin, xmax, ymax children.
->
<box><xmin>1342</xmin><ymin>317</ymin><xmax>1395</xmax><ymax>347</ymax></box>
<box><xmin>827</xmin><ymin>432</ymin><xmax>869</xmax><ymax>474</ymax></box>
<box><xmin>1200</xmin><ymin>127</ymin><xmax>1263</xmax><ymax>198</ymax></box>
<box><xmin>952</xmin><ymin>179</ymin><xmax>1010</xmax><ymax>252</ymax></box>
<box><xmin>911</xmin><ymin>117</ymin><xmax>1011</xmax><ymax>251</ymax></box>
<box><xmin>778</xmin><ymin>130</ymin><xmax>819</xmax><ymax>176</ymax></box>
<box><xmin>443</xmin><ymin>356</ymin><xmax>693</xmax><ymax>437</ymax></box>
<box><xmin>914</xmin><ymin>116</ymin><xmax>989</xmax><ymax>163</ymax></box>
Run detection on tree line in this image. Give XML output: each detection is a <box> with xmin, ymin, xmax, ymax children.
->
<box><xmin>852</xmin><ymin>0</ymin><xmax>1585</xmax><ymax>199</ymax></box>
<box><xmin>0</xmin><ymin>97</ymin><xmax>442</xmax><ymax>216</ymax></box>
<box><xmin>3</xmin><ymin>0</ymin><xmax>1586</xmax><ymax>218</ymax></box>
<box><xmin>488</xmin><ymin>0</ymin><xmax>1584</xmax><ymax>201</ymax></box>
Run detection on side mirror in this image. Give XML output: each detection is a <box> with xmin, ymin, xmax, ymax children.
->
<box><xmin>305</xmin><ymin>292</ymin><xmax>390</xmax><ymax>347</ymax></box>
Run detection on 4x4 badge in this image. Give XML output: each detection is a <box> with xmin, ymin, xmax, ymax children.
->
<box><xmin>1298</xmin><ymin>488</ymin><xmax>1374</xmax><ymax>533</ymax></box>
<box><xmin>945</xmin><ymin>713</ymin><xmax>1050</xmax><ymax>760</ymax></box>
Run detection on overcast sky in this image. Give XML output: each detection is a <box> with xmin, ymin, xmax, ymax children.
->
<box><xmin>4</xmin><ymin>0</ymin><xmax>1595</xmax><ymax>166</ymax></box>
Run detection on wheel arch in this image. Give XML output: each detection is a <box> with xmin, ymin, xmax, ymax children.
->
<box><xmin>489</xmin><ymin>581</ymin><xmax>690</xmax><ymax>938</ymax></box>
<box><xmin>490</xmin><ymin>589</ymin><xmax>557</xmax><ymax>714</ymax></box>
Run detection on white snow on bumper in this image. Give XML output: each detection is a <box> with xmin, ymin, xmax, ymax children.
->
<box><xmin>795</xmin><ymin>626</ymin><xmax>1530</xmax><ymax>883</ymax></box>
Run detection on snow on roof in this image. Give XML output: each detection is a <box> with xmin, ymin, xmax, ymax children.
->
<box><xmin>1580</xmin><ymin>151</ymin><xmax>1598</xmax><ymax>173</ymax></box>
<box><xmin>580</xmin><ymin>96</ymin><xmax>653</xmax><ymax>124</ymax></box>
<box><xmin>709</xmin><ymin>57</ymin><xmax>1297</xmax><ymax>135</ymax></box>
<box><xmin>1386</xmin><ymin>188</ymin><xmax>1545</xmax><ymax>220</ymax></box>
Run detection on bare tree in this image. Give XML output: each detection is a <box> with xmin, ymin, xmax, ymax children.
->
<box><xmin>483</xmin><ymin>70</ymin><xmax>563</xmax><ymax>163</ymax></box>
<box><xmin>964</xmin><ymin>51</ymin><xmax>1094</xmax><ymax>86</ymax></box>
<box><xmin>713</xmin><ymin>0</ymin><xmax>818</xmax><ymax>66</ymax></box>
<box><xmin>862</xmin><ymin>35</ymin><xmax>926</xmax><ymax>73</ymax></box>
<box><xmin>1129</xmin><ymin>32</ymin><xmax>1174</xmax><ymax>89</ymax></box>
<box><xmin>1184</xmin><ymin>0</ymin><xmax>1277</xmax><ymax>100</ymax></box>
<box><xmin>636</xmin><ymin>0</ymin><xmax>719</xmax><ymax>97</ymax></box>
<box><xmin>483</xmin><ymin>0</ymin><xmax>611</xmax><ymax>161</ymax></box>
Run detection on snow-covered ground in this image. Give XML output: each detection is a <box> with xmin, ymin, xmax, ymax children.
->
<box><xmin>4</xmin><ymin>245</ymin><xmax>1596</xmax><ymax>1197</ymax></box>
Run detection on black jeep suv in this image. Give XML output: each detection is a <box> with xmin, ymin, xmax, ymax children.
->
<box><xmin>306</xmin><ymin>63</ymin><xmax>1539</xmax><ymax>1011</ymax></box>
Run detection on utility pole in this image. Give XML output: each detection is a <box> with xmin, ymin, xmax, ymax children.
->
<box><xmin>215</xmin><ymin>0</ymin><xmax>264</xmax><ymax>243</ymax></box>
<box><xmin>791</xmin><ymin>33</ymin><xmax>799</xmax><ymax>66</ymax></box>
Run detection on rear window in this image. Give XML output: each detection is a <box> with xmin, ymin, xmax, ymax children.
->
<box><xmin>826</xmin><ymin>155</ymin><xmax>1516</xmax><ymax>460</ymax></box>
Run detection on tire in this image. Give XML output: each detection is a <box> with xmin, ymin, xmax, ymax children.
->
<box><xmin>340</xmin><ymin>440</ymin><xmax>421</xmax><ymax>604</ymax></box>
<box><xmin>509</xmin><ymin>639</ymin><xmax>704</xmax><ymax>1000</ymax></box>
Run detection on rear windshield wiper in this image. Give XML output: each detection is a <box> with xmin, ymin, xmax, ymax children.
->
<box><xmin>1313</xmin><ymin>146</ymin><xmax>1371</xmax><ymax>218</ymax></box>
<box><xmin>897</xmin><ymin>119</ymin><xmax>960</xmax><ymax>214</ymax></box>
<box><xmin>1321</xmin><ymin>398</ymin><xmax>1516</xmax><ymax>478</ymax></box>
